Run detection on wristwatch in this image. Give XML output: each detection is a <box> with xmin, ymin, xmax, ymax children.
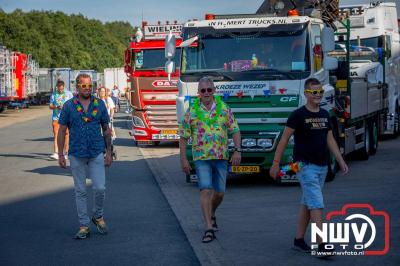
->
<box><xmin>233</xmin><ymin>147</ymin><xmax>242</xmax><ymax>152</ymax></box>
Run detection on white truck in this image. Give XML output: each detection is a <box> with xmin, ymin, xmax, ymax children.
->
<box><xmin>336</xmin><ymin>1</ymin><xmax>400</xmax><ymax>136</ymax></box>
<box><xmin>104</xmin><ymin>67</ymin><xmax>129</xmax><ymax>95</ymax></box>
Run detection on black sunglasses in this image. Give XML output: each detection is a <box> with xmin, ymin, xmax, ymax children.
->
<box><xmin>200</xmin><ymin>88</ymin><xmax>213</xmax><ymax>94</ymax></box>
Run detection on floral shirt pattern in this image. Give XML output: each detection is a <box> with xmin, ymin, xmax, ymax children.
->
<box><xmin>179</xmin><ymin>99</ymin><xmax>239</xmax><ymax>161</ymax></box>
<box><xmin>50</xmin><ymin>90</ymin><xmax>73</xmax><ymax>121</ymax></box>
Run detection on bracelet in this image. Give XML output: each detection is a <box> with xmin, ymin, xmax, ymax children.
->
<box><xmin>273</xmin><ymin>159</ymin><xmax>280</xmax><ymax>164</ymax></box>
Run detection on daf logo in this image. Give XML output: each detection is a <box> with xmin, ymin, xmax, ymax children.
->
<box><xmin>152</xmin><ymin>80</ymin><xmax>178</xmax><ymax>87</ymax></box>
<box><xmin>280</xmin><ymin>96</ymin><xmax>297</xmax><ymax>102</ymax></box>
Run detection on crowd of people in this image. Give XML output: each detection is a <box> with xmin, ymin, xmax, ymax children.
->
<box><xmin>48</xmin><ymin>75</ymin><xmax>349</xmax><ymax>258</ymax></box>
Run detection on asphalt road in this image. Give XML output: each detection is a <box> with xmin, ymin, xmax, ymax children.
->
<box><xmin>1</xmin><ymin>105</ymin><xmax>399</xmax><ymax>266</ymax></box>
<box><xmin>141</xmin><ymin>131</ymin><xmax>400</xmax><ymax>265</ymax></box>
<box><xmin>0</xmin><ymin>108</ymin><xmax>199</xmax><ymax>266</ymax></box>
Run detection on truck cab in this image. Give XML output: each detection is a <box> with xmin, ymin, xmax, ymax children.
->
<box><xmin>125</xmin><ymin>22</ymin><xmax>183</xmax><ymax>144</ymax></box>
<box><xmin>166</xmin><ymin>6</ymin><xmax>339</xmax><ymax>182</ymax></box>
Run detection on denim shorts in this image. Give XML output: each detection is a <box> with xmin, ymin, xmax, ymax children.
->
<box><xmin>297</xmin><ymin>164</ymin><xmax>328</xmax><ymax>209</ymax></box>
<box><xmin>194</xmin><ymin>160</ymin><xmax>228</xmax><ymax>193</ymax></box>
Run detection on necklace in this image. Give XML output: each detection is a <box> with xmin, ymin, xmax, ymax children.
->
<box><xmin>73</xmin><ymin>96</ymin><xmax>99</xmax><ymax>123</ymax></box>
<box><xmin>193</xmin><ymin>96</ymin><xmax>222</xmax><ymax>126</ymax></box>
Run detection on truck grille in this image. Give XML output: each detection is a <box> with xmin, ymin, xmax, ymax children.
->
<box><xmin>145</xmin><ymin>105</ymin><xmax>178</xmax><ymax>129</ymax></box>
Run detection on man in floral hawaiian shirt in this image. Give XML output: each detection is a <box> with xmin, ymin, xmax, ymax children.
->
<box><xmin>49</xmin><ymin>80</ymin><xmax>73</xmax><ymax>160</ymax></box>
<box><xmin>179</xmin><ymin>76</ymin><xmax>241</xmax><ymax>243</ymax></box>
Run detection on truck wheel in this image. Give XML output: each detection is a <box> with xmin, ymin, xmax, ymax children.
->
<box><xmin>357</xmin><ymin>123</ymin><xmax>370</xmax><ymax>160</ymax></box>
<box><xmin>326</xmin><ymin>154</ymin><xmax>338</xmax><ymax>182</ymax></box>
<box><xmin>0</xmin><ymin>105</ymin><xmax>5</xmax><ymax>113</ymax></box>
<box><xmin>369</xmin><ymin>118</ymin><xmax>379</xmax><ymax>155</ymax></box>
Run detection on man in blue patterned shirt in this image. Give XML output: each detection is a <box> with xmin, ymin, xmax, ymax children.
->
<box><xmin>58</xmin><ymin>73</ymin><xmax>113</xmax><ymax>240</ymax></box>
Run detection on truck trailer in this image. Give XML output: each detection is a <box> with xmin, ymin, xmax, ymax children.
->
<box><xmin>104</xmin><ymin>67</ymin><xmax>129</xmax><ymax>94</ymax></box>
<box><xmin>0</xmin><ymin>45</ymin><xmax>12</xmax><ymax>112</ymax></box>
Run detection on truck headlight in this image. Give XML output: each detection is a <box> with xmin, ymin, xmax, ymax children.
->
<box><xmin>257</xmin><ymin>139</ymin><xmax>273</xmax><ymax>148</ymax></box>
<box><xmin>228</xmin><ymin>139</ymin><xmax>234</xmax><ymax>147</ymax></box>
<box><xmin>132</xmin><ymin>116</ymin><xmax>145</xmax><ymax>128</ymax></box>
<box><xmin>242</xmin><ymin>138</ymin><xmax>256</xmax><ymax>147</ymax></box>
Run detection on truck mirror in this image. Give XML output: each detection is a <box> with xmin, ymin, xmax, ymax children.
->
<box><xmin>179</xmin><ymin>35</ymin><xmax>198</xmax><ymax>48</ymax></box>
<box><xmin>321</xmin><ymin>27</ymin><xmax>335</xmax><ymax>52</ymax></box>
<box><xmin>165</xmin><ymin>60</ymin><xmax>176</xmax><ymax>81</ymax></box>
<box><xmin>165</xmin><ymin>32</ymin><xmax>176</xmax><ymax>59</ymax></box>
<box><xmin>323</xmin><ymin>56</ymin><xmax>338</xmax><ymax>70</ymax></box>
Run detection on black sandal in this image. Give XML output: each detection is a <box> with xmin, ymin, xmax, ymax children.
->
<box><xmin>202</xmin><ymin>229</ymin><xmax>215</xmax><ymax>243</ymax></box>
<box><xmin>211</xmin><ymin>216</ymin><xmax>218</xmax><ymax>232</ymax></box>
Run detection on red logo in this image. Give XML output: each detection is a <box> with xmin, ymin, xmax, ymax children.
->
<box><xmin>152</xmin><ymin>80</ymin><xmax>178</xmax><ymax>88</ymax></box>
<box><xmin>325</xmin><ymin>204</ymin><xmax>390</xmax><ymax>256</ymax></box>
<box><xmin>279</xmin><ymin>88</ymin><xmax>287</xmax><ymax>94</ymax></box>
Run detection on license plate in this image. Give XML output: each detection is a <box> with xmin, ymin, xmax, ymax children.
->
<box><xmin>162</xmin><ymin>130</ymin><xmax>177</xmax><ymax>135</ymax></box>
<box><xmin>152</xmin><ymin>134</ymin><xmax>179</xmax><ymax>140</ymax></box>
<box><xmin>230</xmin><ymin>166</ymin><xmax>260</xmax><ymax>173</ymax></box>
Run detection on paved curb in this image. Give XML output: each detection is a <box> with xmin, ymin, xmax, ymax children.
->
<box><xmin>139</xmin><ymin>147</ymin><xmax>234</xmax><ymax>266</ymax></box>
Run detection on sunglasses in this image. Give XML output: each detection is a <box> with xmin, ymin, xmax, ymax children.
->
<box><xmin>305</xmin><ymin>89</ymin><xmax>325</xmax><ymax>95</ymax></box>
<box><xmin>200</xmin><ymin>88</ymin><xmax>213</xmax><ymax>94</ymax></box>
<box><xmin>78</xmin><ymin>84</ymin><xmax>93</xmax><ymax>89</ymax></box>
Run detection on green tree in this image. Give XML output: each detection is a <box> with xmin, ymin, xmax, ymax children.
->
<box><xmin>0</xmin><ymin>9</ymin><xmax>135</xmax><ymax>71</ymax></box>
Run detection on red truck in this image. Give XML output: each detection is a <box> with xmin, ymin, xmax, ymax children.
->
<box><xmin>124</xmin><ymin>21</ymin><xmax>182</xmax><ymax>145</ymax></box>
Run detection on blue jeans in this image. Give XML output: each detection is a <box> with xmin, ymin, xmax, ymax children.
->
<box><xmin>194</xmin><ymin>160</ymin><xmax>228</xmax><ymax>192</ymax></box>
<box><xmin>297</xmin><ymin>164</ymin><xmax>328</xmax><ymax>210</ymax></box>
<box><xmin>69</xmin><ymin>153</ymin><xmax>106</xmax><ymax>227</ymax></box>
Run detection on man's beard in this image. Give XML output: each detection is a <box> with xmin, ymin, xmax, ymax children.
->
<box><xmin>80</xmin><ymin>93</ymin><xmax>91</xmax><ymax>99</ymax></box>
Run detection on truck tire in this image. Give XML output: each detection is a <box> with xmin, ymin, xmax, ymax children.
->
<box><xmin>369</xmin><ymin>117</ymin><xmax>379</xmax><ymax>155</ymax></box>
<box><xmin>0</xmin><ymin>105</ymin><xmax>5</xmax><ymax>113</ymax></box>
<box><xmin>357</xmin><ymin>123</ymin><xmax>370</xmax><ymax>160</ymax></box>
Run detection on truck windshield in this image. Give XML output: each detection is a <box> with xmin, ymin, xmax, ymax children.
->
<box><xmin>135</xmin><ymin>48</ymin><xmax>181</xmax><ymax>70</ymax></box>
<box><xmin>181</xmin><ymin>24</ymin><xmax>310</xmax><ymax>81</ymax></box>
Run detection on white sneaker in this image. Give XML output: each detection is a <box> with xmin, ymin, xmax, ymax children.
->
<box><xmin>64</xmin><ymin>154</ymin><xmax>69</xmax><ymax>160</ymax></box>
<box><xmin>50</xmin><ymin>153</ymin><xmax>59</xmax><ymax>160</ymax></box>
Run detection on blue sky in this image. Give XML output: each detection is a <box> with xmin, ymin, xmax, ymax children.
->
<box><xmin>1</xmin><ymin>0</ymin><xmax>398</xmax><ymax>27</ymax></box>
